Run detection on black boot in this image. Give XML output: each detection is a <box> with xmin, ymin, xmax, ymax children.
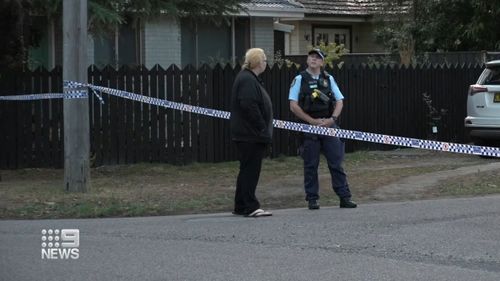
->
<box><xmin>340</xmin><ymin>198</ymin><xmax>357</xmax><ymax>208</ymax></box>
<box><xmin>308</xmin><ymin>199</ymin><xmax>320</xmax><ymax>210</ymax></box>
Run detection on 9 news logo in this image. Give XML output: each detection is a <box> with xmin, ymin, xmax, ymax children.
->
<box><xmin>41</xmin><ymin>229</ymin><xmax>80</xmax><ymax>260</ymax></box>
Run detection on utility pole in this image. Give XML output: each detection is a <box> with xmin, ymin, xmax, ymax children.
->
<box><xmin>63</xmin><ymin>0</ymin><xmax>90</xmax><ymax>192</ymax></box>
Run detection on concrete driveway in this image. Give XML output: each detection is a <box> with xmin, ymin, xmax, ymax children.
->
<box><xmin>1</xmin><ymin>195</ymin><xmax>500</xmax><ymax>281</ymax></box>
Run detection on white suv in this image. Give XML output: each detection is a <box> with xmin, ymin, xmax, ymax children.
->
<box><xmin>465</xmin><ymin>60</ymin><xmax>500</xmax><ymax>146</ymax></box>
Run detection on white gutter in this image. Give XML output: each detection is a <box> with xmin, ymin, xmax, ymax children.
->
<box><xmin>281</xmin><ymin>15</ymin><xmax>367</xmax><ymax>23</ymax></box>
<box><xmin>274</xmin><ymin>22</ymin><xmax>295</xmax><ymax>33</ymax></box>
<box><xmin>236</xmin><ymin>7</ymin><xmax>304</xmax><ymax>18</ymax></box>
<box><xmin>235</xmin><ymin>9</ymin><xmax>304</xmax><ymax>17</ymax></box>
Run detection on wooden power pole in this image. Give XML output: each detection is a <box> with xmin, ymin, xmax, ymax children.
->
<box><xmin>63</xmin><ymin>0</ymin><xmax>90</xmax><ymax>192</ymax></box>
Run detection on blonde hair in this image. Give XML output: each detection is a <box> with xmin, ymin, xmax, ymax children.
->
<box><xmin>243</xmin><ymin>48</ymin><xmax>266</xmax><ymax>70</ymax></box>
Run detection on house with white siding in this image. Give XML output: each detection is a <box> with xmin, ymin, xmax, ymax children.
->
<box><xmin>29</xmin><ymin>0</ymin><xmax>410</xmax><ymax>69</ymax></box>
<box><xmin>279</xmin><ymin>0</ymin><xmax>410</xmax><ymax>55</ymax></box>
<box><xmin>29</xmin><ymin>0</ymin><xmax>305</xmax><ymax>69</ymax></box>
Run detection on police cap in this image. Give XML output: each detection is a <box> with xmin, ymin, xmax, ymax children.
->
<box><xmin>308</xmin><ymin>48</ymin><xmax>325</xmax><ymax>60</ymax></box>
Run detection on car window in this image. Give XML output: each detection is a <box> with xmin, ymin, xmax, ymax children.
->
<box><xmin>482</xmin><ymin>67</ymin><xmax>500</xmax><ymax>85</ymax></box>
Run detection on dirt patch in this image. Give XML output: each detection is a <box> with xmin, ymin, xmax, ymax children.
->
<box><xmin>373</xmin><ymin>161</ymin><xmax>500</xmax><ymax>200</ymax></box>
<box><xmin>259</xmin><ymin>149</ymin><xmax>499</xmax><ymax>205</ymax></box>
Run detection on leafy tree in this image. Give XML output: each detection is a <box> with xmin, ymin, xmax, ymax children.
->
<box><xmin>374</xmin><ymin>0</ymin><xmax>500</xmax><ymax>64</ymax></box>
<box><xmin>0</xmin><ymin>0</ymin><xmax>247</xmax><ymax>70</ymax></box>
<box><xmin>311</xmin><ymin>41</ymin><xmax>349</xmax><ymax>67</ymax></box>
<box><xmin>30</xmin><ymin>0</ymin><xmax>248</xmax><ymax>34</ymax></box>
<box><xmin>0</xmin><ymin>0</ymin><xmax>33</xmax><ymax>70</ymax></box>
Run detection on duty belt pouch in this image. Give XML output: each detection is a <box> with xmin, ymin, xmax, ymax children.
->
<box><xmin>299</xmin><ymin>91</ymin><xmax>333</xmax><ymax>118</ymax></box>
<box><xmin>300</xmin><ymin>94</ymin><xmax>313</xmax><ymax>112</ymax></box>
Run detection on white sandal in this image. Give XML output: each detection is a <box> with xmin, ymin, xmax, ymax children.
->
<box><xmin>246</xmin><ymin>209</ymin><xmax>272</xmax><ymax>217</ymax></box>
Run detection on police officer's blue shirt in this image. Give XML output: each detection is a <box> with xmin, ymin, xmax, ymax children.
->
<box><xmin>288</xmin><ymin>73</ymin><xmax>344</xmax><ymax>101</ymax></box>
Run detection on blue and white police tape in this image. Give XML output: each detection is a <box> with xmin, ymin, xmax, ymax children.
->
<box><xmin>63</xmin><ymin>80</ymin><xmax>500</xmax><ymax>158</ymax></box>
<box><xmin>0</xmin><ymin>90</ymin><xmax>88</xmax><ymax>101</ymax></box>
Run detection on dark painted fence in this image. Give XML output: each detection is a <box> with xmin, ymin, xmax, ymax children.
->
<box><xmin>287</xmin><ymin>51</ymin><xmax>500</xmax><ymax>68</ymax></box>
<box><xmin>0</xmin><ymin>63</ymin><xmax>483</xmax><ymax>169</ymax></box>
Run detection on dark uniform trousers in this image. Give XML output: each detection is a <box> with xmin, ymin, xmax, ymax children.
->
<box><xmin>301</xmin><ymin>126</ymin><xmax>352</xmax><ymax>201</ymax></box>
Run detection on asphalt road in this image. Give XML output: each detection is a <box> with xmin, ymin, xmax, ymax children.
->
<box><xmin>1</xmin><ymin>195</ymin><xmax>500</xmax><ymax>281</ymax></box>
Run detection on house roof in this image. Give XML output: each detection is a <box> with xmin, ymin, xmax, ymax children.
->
<box><xmin>298</xmin><ymin>0</ymin><xmax>411</xmax><ymax>17</ymax></box>
<box><xmin>243</xmin><ymin>0</ymin><xmax>304</xmax><ymax>10</ymax></box>
<box><xmin>238</xmin><ymin>0</ymin><xmax>306</xmax><ymax>18</ymax></box>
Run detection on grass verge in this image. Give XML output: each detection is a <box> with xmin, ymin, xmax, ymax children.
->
<box><xmin>1</xmin><ymin>149</ymin><xmax>499</xmax><ymax>219</ymax></box>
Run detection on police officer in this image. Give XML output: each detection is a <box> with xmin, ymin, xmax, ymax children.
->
<box><xmin>288</xmin><ymin>48</ymin><xmax>357</xmax><ymax>209</ymax></box>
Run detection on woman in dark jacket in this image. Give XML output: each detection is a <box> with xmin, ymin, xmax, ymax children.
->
<box><xmin>230</xmin><ymin>48</ymin><xmax>273</xmax><ymax>217</ymax></box>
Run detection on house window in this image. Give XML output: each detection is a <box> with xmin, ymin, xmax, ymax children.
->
<box><xmin>94</xmin><ymin>22</ymin><xmax>141</xmax><ymax>68</ymax></box>
<box><xmin>274</xmin><ymin>30</ymin><xmax>285</xmax><ymax>56</ymax></box>
<box><xmin>316</xmin><ymin>33</ymin><xmax>329</xmax><ymax>45</ymax></box>
<box><xmin>313</xmin><ymin>26</ymin><xmax>351</xmax><ymax>52</ymax></box>
<box><xmin>235</xmin><ymin>18</ymin><xmax>251</xmax><ymax>63</ymax></box>
<box><xmin>28</xmin><ymin>16</ymin><xmax>50</xmax><ymax>69</ymax></box>
<box><xmin>181</xmin><ymin>18</ymin><xmax>250</xmax><ymax>67</ymax></box>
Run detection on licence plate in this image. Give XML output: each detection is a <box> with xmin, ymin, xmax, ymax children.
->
<box><xmin>495</xmin><ymin>93</ymin><xmax>500</xmax><ymax>103</ymax></box>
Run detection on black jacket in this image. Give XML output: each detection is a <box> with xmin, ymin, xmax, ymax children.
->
<box><xmin>230</xmin><ymin>69</ymin><xmax>273</xmax><ymax>143</ymax></box>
